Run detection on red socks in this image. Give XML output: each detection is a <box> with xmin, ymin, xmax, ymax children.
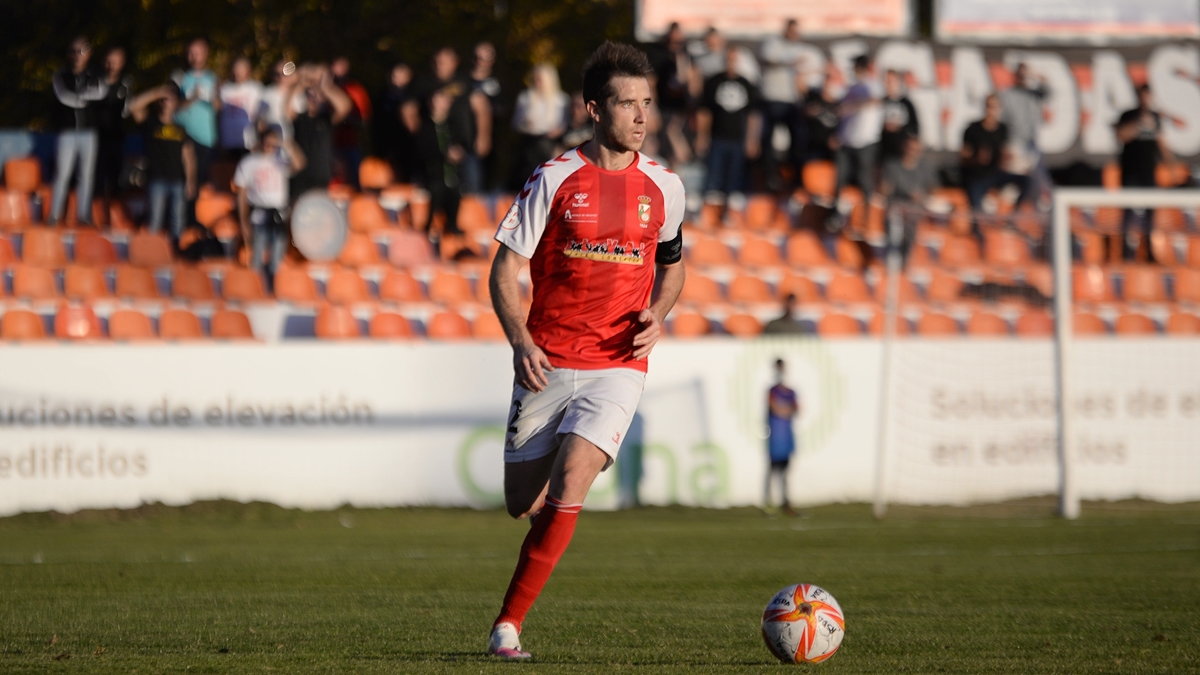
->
<box><xmin>494</xmin><ymin>496</ymin><xmax>582</xmax><ymax>631</ymax></box>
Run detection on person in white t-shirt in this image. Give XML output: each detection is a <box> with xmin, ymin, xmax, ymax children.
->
<box><xmin>836</xmin><ymin>54</ymin><xmax>884</xmax><ymax>201</ymax></box>
<box><xmin>259</xmin><ymin>60</ymin><xmax>305</xmax><ymax>141</ymax></box>
<box><xmin>233</xmin><ymin>127</ymin><xmax>305</xmax><ymax>289</ymax></box>
<box><xmin>219</xmin><ymin>56</ymin><xmax>264</xmax><ymax>160</ymax></box>
<box><xmin>758</xmin><ymin>19</ymin><xmax>823</xmax><ymax>190</ymax></box>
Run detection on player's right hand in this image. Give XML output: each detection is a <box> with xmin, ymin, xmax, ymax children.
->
<box><xmin>515</xmin><ymin>344</ymin><xmax>554</xmax><ymax>392</ymax></box>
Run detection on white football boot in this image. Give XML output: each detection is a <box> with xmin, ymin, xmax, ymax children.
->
<box><xmin>487</xmin><ymin>621</ymin><xmax>531</xmax><ymax>659</ymax></box>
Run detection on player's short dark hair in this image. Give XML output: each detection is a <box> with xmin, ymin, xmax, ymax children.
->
<box><xmin>581</xmin><ymin>41</ymin><xmax>653</xmax><ymax>106</ymax></box>
<box><xmin>853</xmin><ymin>54</ymin><xmax>870</xmax><ymax>71</ymax></box>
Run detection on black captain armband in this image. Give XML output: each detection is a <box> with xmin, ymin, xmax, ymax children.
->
<box><xmin>655</xmin><ymin>229</ymin><xmax>683</xmax><ymax>265</ymax></box>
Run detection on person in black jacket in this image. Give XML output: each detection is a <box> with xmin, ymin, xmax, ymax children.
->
<box><xmin>416</xmin><ymin>87</ymin><xmax>468</xmax><ymax>237</ymax></box>
<box><xmin>879</xmin><ymin>70</ymin><xmax>919</xmax><ymax>163</ymax></box>
<box><xmin>50</xmin><ymin>37</ymin><xmax>108</xmax><ymax>226</ymax></box>
<box><xmin>94</xmin><ymin>46</ymin><xmax>133</xmax><ymax>208</ymax></box>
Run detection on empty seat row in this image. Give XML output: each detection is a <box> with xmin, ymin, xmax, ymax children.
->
<box><xmin>311</xmin><ymin>305</ymin><xmax>505</xmax><ymax>341</ymax></box>
<box><xmin>0</xmin><ymin>306</ymin><xmax>254</xmax><ymax>341</ymax></box>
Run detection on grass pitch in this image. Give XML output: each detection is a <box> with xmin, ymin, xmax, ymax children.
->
<box><xmin>0</xmin><ymin>500</ymin><xmax>1197</xmax><ymax>674</ymax></box>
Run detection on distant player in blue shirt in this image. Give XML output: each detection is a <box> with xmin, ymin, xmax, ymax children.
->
<box><xmin>766</xmin><ymin>358</ymin><xmax>799</xmax><ymax>515</ymax></box>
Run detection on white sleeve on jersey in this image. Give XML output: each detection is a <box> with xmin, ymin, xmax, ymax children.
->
<box><xmin>656</xmin><ymin>173</ymin><xmax>686</xmax><ymax>244</ymax></box>
<box><xmin>494</xmin><ymin>170</ymin><xmax>553</xmax><ymax>259</ymax></box>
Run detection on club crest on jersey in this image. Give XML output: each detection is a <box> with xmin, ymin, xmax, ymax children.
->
<box><xmin>563</xmin><ymin>238</ymin><xmax>646</xmax><ymax>265</ymax></box>
<box><xmin>637</xmin><ymin>195</ymin><xmax>651</xmax><ymax>227</ymax></box>
<box><xmin>500</xmin><ymin>202</ymin><xmax>520</xmax><ymax>230</ymax></box>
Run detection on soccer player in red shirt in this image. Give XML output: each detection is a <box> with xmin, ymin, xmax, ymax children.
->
<box><xmin>486</xmin><ymin>42</ymin><xmax>686</xmax><ymax>659</ymax></box>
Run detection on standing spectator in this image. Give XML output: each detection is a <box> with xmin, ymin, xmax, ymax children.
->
<box><xmin>470</xmin><ymin>42</ymin><xmax>502</xmax><ymax>190</ymax></box>
<box><xmin>128</xmin><ymin>84</ymin><xmax>196</xmax><ymax>243</ymax></box>
<box><xmin>689</xmin><ymin>27</ymin><xmax>759</xmax><ymax>83</ymax></box>
<box><xmin>961</xmin><ymin>94</ymin><xmax>1028</xmax><ymax>212</ymax></box>
<box><xmin>763</xmin><ymin>294</ymin><xmax>805</xmax><ymax>334</ymax></box>
<box><xmin>218</xmin><ymin>56</ymin><xmax>264</xmax><ymax>162</ymax></box>
<box><xmin>50</xmin><ymin>37</ymin><xmax>107</xmax><ymax>226</ymax></box>
<box><xmin>649</xmin><ymin>23</ymin><xmax>694</xmax><ymax>167</ymax></box>
<box><xmin>259</xmin><ymin>60</ymin><xmax>301</xmax><ymax>140</ymax></box>
<box><xmin>1000</xmin><ymin>63</ymin><xmax>1050</xmax><ymax>205</ymax></box>
<box><xmin>331</xmin><ymin>56</ymin><xmax>372</xmax><ymax>189</ymax></box>
<box><xmin>417</xmin><ymin>47</ymin><xmax>491</xmax><ymax>194</ymax></box>
<box><xmin>94</xmin><ymin>46</ymin><xmax>132</xmax><ymax>209</ymax></box>
<box><xmin>836</xmin><ymin>55</ymin><xmax>883</xmax><ymax>200</ymax></box>
<box><xmin>289</xmin><ymin>64</ymin><xmax>353</xmax><ymax>198</ymax></box>
<box><xmin>764</xmin><ymin>358</ymin><xmax>800</xmax><ymax>516</ymax></box>
<box><xmin>758</xmin><ymin>19</ymin><xmax>813</xmax><ymax>191</ymax></box>
<box><xmin>879</xmin><ymin>70</ymin><xmax>918</xmax><ymax>163</ymax></box>
<box><xmin>558</xmin><ymin>91</ymin><xmax>593</xmax><ymax>152</ymax></box>
<box><xmin>233</xmin><ymin>127</ymin><xmax>305</xmax><ymax>289</ymax></box>
<box><xmin>510</xmin><ymin>64</ymin><xmax>569</xmax><ymax>188</ymax></box>
<box><xmin>1116</xmin><ymin>84</ymin><xmax>1172</xmax><ymax>262</ymax></box>
<box><xmin>696</xmin><ymin>50</ymin><xmax>762</xmax><ymax>206</ymax></box>
<box><xmin>374</xmin><ymin>62</ymin><xmax>419</xmax><ymax>182</ymax></box>
<box><xmin>804</xmin><ymin>75</ymin><xmax>842</xmax><ymax>165</ymax></box>
<box><xmin>416</xmin><ymin>87</ymin><xmax>469</xmax><ymax>237</ymax></box>
<box><xmin>171</xmin><ymin>37</ymin><xmax>220</xmax><ymax>190</ymax></box>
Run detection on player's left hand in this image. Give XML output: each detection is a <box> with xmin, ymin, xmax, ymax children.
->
<box><xmin>632</xmin><ymin>309</ymin><xmax>662</xmax><ymax>360</ymax></box>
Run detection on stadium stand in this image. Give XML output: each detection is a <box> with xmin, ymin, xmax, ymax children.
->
<box><xmin>159</xmin><ymin>309</ymin><xmax>204</xmax><ymax>340</ymax></box>
<box><xmin>108</xmin><ymin>309</ymin><xmax>155</xmax><ymax>340</ymax></box>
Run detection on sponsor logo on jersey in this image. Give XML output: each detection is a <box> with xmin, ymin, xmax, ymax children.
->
<box><xmin>573</xmin><ymin>192</ymin><xmax>589</xmax><ymax>207</ymax></box>
<box><xmin>563</xmin><ymin>238</ymin><xmax>646</xmax><ymax>265</ymax></box>
<box><xmin>637</xmin><ymin>195</ymin><xmax>651</xmax><ymax>227</ymax></box>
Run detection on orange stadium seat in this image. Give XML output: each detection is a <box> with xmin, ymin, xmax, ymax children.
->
<box><xmin>369</xmin><ymin>311</ymin><xmax>415</xmax><ymax>339</ymax></box>
<box><xmin>0</xmin><ymin>190</ymin><xmax>32</xmax><ymax>231</ymax></box>
<box><xmin>159</xmin><ymin>309</ymin><xmax>204</xmax><ymax>340</ymax></box>
<box><xmin>825</xmin><ymin>273</ymin><xmax>872</xmax><ymax>304</ymax></box>
<box><xmin>458</xmin><ymin>196</ymin><xmax>494</xmax><ymax>232</ymax></box>
<box><xmin>128</xmin><ymin>231</ymin><xmax>174</xmax><ymax>268</ymax></box>
<box><xmin>724</xmin><ymin>313</ymin><xmax>762</xmax><ymax>337</ymax></box>
<box><xmin>1</xmin><ymin>309</ymin><xmax>47</xmax><ymax>340</ymax></box>
<box><xmin>1073</xmin><ymin>265</ymin><xmax>1114</xmax><ymax>303</ymax></box>
<box><xmin>817</xmin><ymin>313</ymin><xmax>862</xmax><ymax>337</ymax></box>
<box><xmin>1122</xmin><ymin>265</ymin><xmax>1166</xmax><ymax>303</ymax></box>
<box><xmin>939</xmin><ymin>234</ymin><xmax>981</xmax><ymax>268</ymax></box>
<box><xmin>834</xmin><ymin>236</ymin><xmax>866</xmax><ymax>270</ymax></box>
<box><xmin>679</xmin><ymin>273</ymin><xmax>723</xmax><ymax>304</ymax></box>
<box><xmin>742</xmin><ymin>195</ymin><xmax>779</xmax><ymax>231</ymax></box>
<box><xmin>22</xmin><ymin>227</ymin><xmax>67</xmax><ymax>267</ymax></box>
<box><xmin>12</xmin><ymin>264</ymin><xmax>58</xmax><ymax>299</ymax></box>
<box><xmin>388</xmin><ymin>228</ymin><xmax>436</xmax><ymax>268</ymax></box>
<box><xmin>337</xmin><ymin>232</ymin><xmax>383</xmax><ymax>267</ymax></box>
<box><xmin>688</xmin><ymin>236</ymin><xmax>734</xmax><ymax>266</ymax></box>
<box><xmin>429</xmin><ymin>270</ymin><xmax>474</xmax><ymax>304</ymax></box>
<box><xmin>315</xmin><ymin>305</ymin><xmax>361</xmax><ymax>339</ymax></box>
<box><xmin>777</xmin><ymin>273</ymin><xmax>822</xmax><ymax>303</ymax></box>
<box><xmin>727</xmin><ymin>275</ymin><xmax>773</xmax><ymax>304</ymax></box>
<box><xmin>326</xmin><ymin>267</ymin><xmax>372</xmax><ymax>304</ymax></box>
<box><xmin>802</xmin><ymin>160</ymin><xmax>837</xmax><ymax>200</ymax></box>
<box><xmin>379</xmin><ymin>269</ymin><xmax>425</xmax><ymax>303</ymax></box>
<box><xmin>1114</xmin><ymin>313</ymin><xmax>1157</xmax><ymax>335</ymax></box>
<box><xmin>472</xmin><ymin>312</ymin><xmax>507</xmax><ymax>340</ymax></box>
<box><xmin>114</xmin><ymin>265</ymin><xmax>161</xmax><ymax>299</ymax></box>
<box><xmin>872</xmin><ymin>274</ymin><xmax>922</xmax><ymax>304</ymax></box>
<box><xmin>1187</xmin><ymin>237</ymin><xmax>1200</xmax><ymax>268</ymax></box>
<box><xmin>171</xmin><ymin>266</ymin><xmax>216</xmax><ymax>301</ymax></box>
<box><xmin>1073</xmin><ymin>312</ymin><xmax>1108</xmax><ymax>335</ymax></box>
<box><xmin>1167</xmin><ymin>311</ymin><xmax>1200</xmax><ymax>335</ymax></box>
<box><xmin>211</xmin><ymin>309</ymin><xmax>256</xmax><ymax>339</ymax></box>
<box><xmin>274</xmin><ymin>267</ymin><xmax>319</xmax><ymax>303</ymax></box>
<box><xmin>738</xmin><ymin>237</ymin><xmax>784</xmax><ymax>267</ymax></box>
<box><xmin>73</xmin><ymin>230</ymin><xmax>117</xmax><ymax>266</ymax></box>
<box><xmin>194</xmin><ymin>190</ymin><xmax>234</xmax><ymax>227</ymax></box>
<box><xmin>222</xmin><ymin>267</ymin><xmax>267</xmax><ymax>302</ymax></box>
<box><xmin>108</xmin><ymin>309</ymin><xmax>155</xmax><ymax>340</ymax></box>
<box><xmin>426</xmin><ymin>311</ymin><xmax>471</xmax><ymax>339</ymax></box>
<box><xmin>54</xmin><ymin>304</ymin><xmax>102</xmax><ymax>340</ymax></box>
<box><xmin>64</xmin><ymin>264</ymin><xmax>111</xmax><ymax>300</ymax></box>
<box><xmin>786</xmin><ymin>231</ymin><xmax>832</xmax><ymax>267</ymax></box>
<box><xmin>868</xmin><ymin>311</ymin><xmax>911</xmax><ymax>335</ymax></box>
<box><xmin>4</xmin><ymin>157</ymin><xmax>41</xmax><ymax>193</ymax></box>
<box><xmin>670</xmin><ymin>312</ymin><xmax>711</xmax><ymax>337</ymax></box>
<box><xmin>1175</xmin><ymin>268</ymin><xmax>1200</xmax><ymax>304</ymax></box>
<box><xmin>983</xmin><ymin>229</ymin><xmax>1031</xmax><ymax>268</ymax></box>
<box><xmin>966</xmin><ymin>312</ymin><xmax>1010</xmax><ymax>336</ymax></box>
<box><xmin>348</xmin><ymin>194</ymin><xmax>389</xmax><ymax>233</ymax></box>
<box><xmin>917</xmin><ymin>313</ymin><xmax>960</xmax><ymax>336</ymax></box>
<box><xmin>0</xmin><ymin>237</ymin><xmax>15</xmax><ymax>269</ymax></box>
<box><xmin>1016</xmin><ymin>311</ymin><xmax>1055</xmax><ymax>337</ymax></box>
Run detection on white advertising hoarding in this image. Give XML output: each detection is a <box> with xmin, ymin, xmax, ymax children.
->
<box><xmin>636</xmin><ymin>0</ymin><xmax>911</xmax><ymax>41</ymax></box>
<box><xmin>0</xmin><ymin>339</ymin><xmax>1197</xmax><ymax>516</ymax></box>
<box><xmin>937</xmin><ymin>0</ymin><xmax>1200</xmax><ymax>43</ymax></box>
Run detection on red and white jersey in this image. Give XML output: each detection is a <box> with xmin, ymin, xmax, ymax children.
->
<box><xmin>495</xmin><ymin>147</ymin><xmax>685</xmax><ymax>372</ymax></box>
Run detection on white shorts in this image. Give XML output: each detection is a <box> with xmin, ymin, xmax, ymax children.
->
<box><xmin>504</xmin><ymin>367</ymin><xmax>646</xmax><ymax>470</ymax></box>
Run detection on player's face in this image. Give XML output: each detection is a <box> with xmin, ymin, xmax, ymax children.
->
<box><xmin>596</xmin><ymin>76</ymin><xmax>651</xmax><ymax>153</ymax></box>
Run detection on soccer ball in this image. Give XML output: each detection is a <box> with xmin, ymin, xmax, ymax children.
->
<box><xmin>761</xmin><ymin>584</ymin><xmax>845</xmax><ymax>663</ymax></box>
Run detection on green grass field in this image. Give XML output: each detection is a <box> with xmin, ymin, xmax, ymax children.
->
<box><xmin>1</xmin><ymin>500</ymin><xmax>1197</xmax><ymax>674</ymax></box>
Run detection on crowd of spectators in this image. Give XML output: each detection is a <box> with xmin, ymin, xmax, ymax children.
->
<box><xmin>42</xmin><ymin>22</ymin><xmax>1178</xmax><ymax>278</ymax></box>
